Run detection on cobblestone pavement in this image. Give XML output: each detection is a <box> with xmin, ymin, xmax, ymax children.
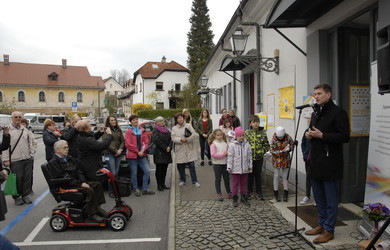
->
<box><xmin>173</xmin><ymin>164</ymin><xmax>362</xmax><ymax>249</ymax></box>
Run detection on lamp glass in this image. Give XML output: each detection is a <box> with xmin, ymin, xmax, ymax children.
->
<box><xmin>230</xmin><ymin>27</ymin><xmax>248</xmax><ymax>56</ymax></box>
<box><xmin>201</xmin><ymin>75</ymin><xmax>208</xmax><ymax>88</ymax></box>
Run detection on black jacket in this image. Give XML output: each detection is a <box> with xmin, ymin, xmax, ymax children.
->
<box><xmin>76</xmin><ymin>131</ymin><xmax>113</xmax><ymax>181</ymax></box>
<box><xmin>309</xmin><ymin>100</ymin><xmax>350</xmax><ymax>181</ymax></box>
<box><xmin>152</xmin><ymin>128</ymin><xmax>173</xmax><ymax>164</ymax></box>
<box><xmin>48</xmin><ymin>154</ymin><xmax>86</xmax><ymax>189</ymax></box>
<box><xmin>43</xmin><ymin>130</ymin><xmax>61</xmax><ymax>162</ymax></box>
<box><xmin>61</xmin><ymin>127</ymin><xmax>79</xmax><ymax>158</ymax></box>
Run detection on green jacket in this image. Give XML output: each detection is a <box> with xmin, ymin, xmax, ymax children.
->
<box><xmin>244</xmin><ymin>128</ymin><xmax>270</xmax><ymax>160</ymax></box>
<box><xmin>195</xmin><ymin>118</ymin><xmax>213</xmax><ymax>136</ymax></box>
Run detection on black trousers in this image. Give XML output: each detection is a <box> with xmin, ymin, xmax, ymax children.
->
<box><xmin>77</xmin><ymin>181</ymin><xmax>106</xmax><ymax>216</ymax></box>
<box><xmin>199</xmin><ymin>136</ymin><xmax>211</xmax><ymax>161</ymax></box>
<box><xmin>248</xmin><ymin>159</ymin><xmax>263</xmax><ymax>194</ymax></box>
<box><xmin>11</xmin><ymin>158</ymin><xmax>33</xmax><ymax>199</ymax></box>
<box><xmin>155</xmin><ymin>163</ymin><xmax>169</xmax><ymax>187</ymax></box>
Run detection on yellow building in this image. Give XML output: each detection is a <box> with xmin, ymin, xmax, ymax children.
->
<box><xmin>0</xmin><ymin>55</ymin><xmax>104</xmax><ymax>116</ymax></box>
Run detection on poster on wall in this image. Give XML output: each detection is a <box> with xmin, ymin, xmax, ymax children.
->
<box><xmin>364</xmin><ymin>62</ymin><xmax>390</xmax><ymax>210</ymax></box>
<box><xmin>349</xmin><ymin>85</ymin><xmax>370</xmax><ymax>136</ymax></box>
<box><xmin>278</xmin><ymin>86</ymin><xmax>294</xmax><ymax>119</ymax></box>
<box><xmin>267</xmin><ymin>94</ymin><xmax>275</xmax><ymax>127</ymax></box>
<box><xmin>255</xmin><ymin>114</ymin><xmax>267</xmax><ymax>130</ymax></box>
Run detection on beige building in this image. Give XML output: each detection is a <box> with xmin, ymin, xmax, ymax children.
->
<box><xmin>0</xmin><ymin>55</ymin><xmax>105</xmax><ymax>116</ymax></box>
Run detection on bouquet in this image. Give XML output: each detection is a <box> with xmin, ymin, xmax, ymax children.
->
<box><xmin>362</xmin><ymin>203</ymin><xmax>390</xmax><ymax>222</ymax></box>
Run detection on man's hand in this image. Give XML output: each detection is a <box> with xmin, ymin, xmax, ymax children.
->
<box><xmin>308</xmin><ymin>126</ymin><xmax>323</xmax><ymax>139</ymax></box>
<box><xmin>166</xmin><ymin>146</ymin><xmax>171</xmax><ymax>152</ymax></box>
<box><xmin>2</xmin><ymin>126</ymin><xmax>9</xmax><ymax>135</ymax></box>
<box><xmin>1</xmin><ymin>170</ymin><xmax>8</xmax><ymax>180</ymax></box>
<box><xmin>3</xmin><ymin>161</ymin><xmax>10</xmax><ymax>167</ymax></box>
<box><xmin>81</xmin><ymin>182</ymin><xmax>90</xmax><ymax>188</ymax></box>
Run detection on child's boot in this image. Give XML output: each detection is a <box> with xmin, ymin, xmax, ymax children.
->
<box><xmin>232</xmin><ymin>195</ymin><xmax>238</xmax><ymax>207</ymax></box>
<box><xmin>274</xmin><ymin>190</ymin><xmax>281</xmax><ymax>202</ymax></box>
<box><xmin>241</xmin><ymin>194</ymin><xmax>250</xmax><ymax>206</ymax></box>
<box><xmin>283</xmin><ymin>190</ymin><xmax>289</xmax><ymax>202</ymax></box>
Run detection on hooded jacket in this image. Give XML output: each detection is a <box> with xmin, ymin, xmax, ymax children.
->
<box><xmin>227</xmin><ymin>139</ymin><xmax>252</xmax><ymax>174</ymax></box>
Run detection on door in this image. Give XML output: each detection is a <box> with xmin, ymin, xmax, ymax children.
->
<box><xmin>338</xmin><ymin>25</ymin><xmax>370</xmax><ymax>203</ymax></box>
<box><xmin>242</xmin><ymin>73</ymin><xmax>255</xmax><ymax>130</ymax></box>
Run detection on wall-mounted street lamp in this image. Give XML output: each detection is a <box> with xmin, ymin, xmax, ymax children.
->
<box><xmin>197</xmin><ymin>75</ymin><xmax>222</xmax><ymax>96</ymax></box>
<box><xmin>228</xmin><ymin>26</ymin><xmax>279</xmax><ymax>74</ymax></box>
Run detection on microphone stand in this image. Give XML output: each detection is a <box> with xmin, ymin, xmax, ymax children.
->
<box><xmin>269</xmin><ymin>108</ymin><xmax>315</xmax><ymax>249</ymax></box>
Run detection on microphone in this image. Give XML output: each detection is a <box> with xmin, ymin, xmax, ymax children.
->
<box><xmin>295</xmin><ymin>103</ymin><xmax>313</xmax><ymax>110</ymax></box>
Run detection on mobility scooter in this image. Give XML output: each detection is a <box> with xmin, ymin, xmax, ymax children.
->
<box><xmin>41</xmin><ymin>164</ymin><xmax>133</xmax><ymax>232</ymax></box>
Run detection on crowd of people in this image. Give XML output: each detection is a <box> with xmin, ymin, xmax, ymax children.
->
<box><xmin>0</xmin><ymin>84</ymin><xmax>349</xmax><ymax>245</ymax></box>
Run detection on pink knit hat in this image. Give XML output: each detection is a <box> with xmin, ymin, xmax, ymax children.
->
<box><xmin>234</xmin><ymin>126</ymin><xmax>244</xmax><ymax>137</ymax></box>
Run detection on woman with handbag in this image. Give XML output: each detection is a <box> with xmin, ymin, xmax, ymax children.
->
<box><xmin>195</xmin><ymin>109</ymin><xmax>213</xmax><ymax>166</ymax></box>
<box><xmin>102</xmin><ymin>116</ymin><xmax>124</xmax><ymax>198</ymax></box>
<box><xmin>171</xmin><ymin>112</ymin><xmax>201</xmax><ymax>188</ymax></box>
<box><xmin>152</xmin><ymin>116</ymin><xmax>173</xmax><ymax>191</ymax></box>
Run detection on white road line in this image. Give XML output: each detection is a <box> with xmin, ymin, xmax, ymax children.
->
<box><xmin>24</xmin><ymin>217</ymin><xmax>50</xmax><ymax>243</ymax></box>
<box><xmin>15</xmin><ymin>238</ymin><xmax>161</xmax><ymax>246</ymax></box>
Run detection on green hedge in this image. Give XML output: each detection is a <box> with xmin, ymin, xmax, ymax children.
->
<box><xmin>137</xmin><ymin>108</ymin><xmax>202</xmax><ymax>120</ymax></box>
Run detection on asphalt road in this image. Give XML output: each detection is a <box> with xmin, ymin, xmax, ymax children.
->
<box><xmin>0</xmin><ymin>134</ymin><xmax>171</xmax><ymax>250</ymax></box>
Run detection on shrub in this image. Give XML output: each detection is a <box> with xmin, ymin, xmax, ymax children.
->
<box><xmin>132</xmin><ymin>103</ymin><xmax>153</xmax><ymax>115</ymax></box>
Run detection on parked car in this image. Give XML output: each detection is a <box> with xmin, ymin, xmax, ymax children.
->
<box><xmin>119</xmin><ymin>119</ymin><xmax>155</xmax><ymax>139</ymax></box>
<box><xmin>29</xmin><ymin>115</ymin><xmax>66</xmax><ymax>133</ymax></box>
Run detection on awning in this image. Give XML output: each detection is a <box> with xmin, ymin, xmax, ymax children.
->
<box><xmin>265</xmin><ymin>0</ymin><xmax>344</xmax><ymax>28</ymax></box>
<box><xmin>219</xmin><ymin>55</ymin><xmax>247</xmax><ymax>71</ymax></box>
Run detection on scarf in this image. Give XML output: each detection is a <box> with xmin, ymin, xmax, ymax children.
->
<box><xmin>128</xmin><ymin>125</ymin><xmax>141</xmax><ymax>135</ymax></box>
<box><xmin>155</xmin><ymin>124</ymin><xmax>169</xmax><ymax>134</ymax></box>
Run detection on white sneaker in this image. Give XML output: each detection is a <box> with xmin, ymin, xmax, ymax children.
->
<box><xmin>179</xmin><ymin>181</ymin><xmax>185</xmax><ymax>187</ymax></box>
<box><xmin>194</xmin><ymin>182</ymin><xmax>201</xmax><ymax>188</ymax></box>
<box><xmin>300</xmin><ymin>196</ymin><xmax>310</xmax><ymax>205</ymax></box>
<box><xmin>314</xmin><ymin>200</ymin><xmax>316</xmax><ymax>206</ymax></box>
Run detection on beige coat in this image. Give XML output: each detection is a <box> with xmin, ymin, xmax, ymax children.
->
<box><xmin>171</xmin><ymin>123</ymin><xmax>198</xmax><ymax>164</ymax></box>
<box><xmin>2</xmin><ymin>125</ymin><xmax>33</xmax><ymax>162</ymax></box>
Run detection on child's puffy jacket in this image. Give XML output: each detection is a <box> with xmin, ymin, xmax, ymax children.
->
<box><xmin>227</xmin><ymin>139</ymin><xmax>252</xmax><ymax>174</ymax></box>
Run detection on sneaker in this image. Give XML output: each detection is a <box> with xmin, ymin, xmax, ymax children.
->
<box><xmin>208</xmin><ymin>161</ymin><xmax>212</xmax><ymax>166</ymax></box>
<box><xmin>226</xmin><ymin>193</ymin><xmax>232</xmax><ymax>199</ymax></box>
<box><xmin>15</xmin><ymin>197</ymin><xmax>24</xmax><ymax>206</ymax></box>
<box><xmin>314</xmin><ymin>200</ymin><xmax>316</xmax><ymax>206</ymax></box>
<box><xmin>22</xmin><ymin>196</ymin><xmax>32</xmax><ymax>204</ymax></box>
<box><xmin>217</xmin><ymin>194</ymin><xmax>224</xmax><ymax>201</ymax></box>
<box><xmin>300</xmin><ymin>196</ymin><xmax>310</xmax><ymax>205</ymax></box>
<box><xmin>134</xmin><ymin>189</ymin><xmax>141</xmax><ymax>197</ymax></box>
<box><xmin>179</xmin><ymin>181</ymin><xmax>185</xmax><ymax>187</ymax></box>
<box><xmin>247</xmin><ymin>193</ymin><xmax>254</xmax><ymax>200</ymax></box>
<box><xmin>142</xmin><ymin>189</ymin><xmax>155</xmax><ymax>195</ymax></box>
<box><xmin>200</xmin><ymin>161</ymin><xmax>205</xmax><ymax>166</ymax></box>
<box><xmin>256</xmin><ymin>193</ymin><xmax>265</xmax><ymax>201</ymax></box>
<box><xmin>194</xmin><ymin>182</ymin><xmax>201</xmax><ymax>188</ymax></box>
<box><xmin>89</xmin><ymin>214</ymin><xmax>105</xmax><ymax>223</ymax></box>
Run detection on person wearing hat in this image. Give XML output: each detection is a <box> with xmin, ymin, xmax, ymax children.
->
<box><xmin>270</xmin><ymin>126</ymin><xmax>294</xmax><ymax>202</ymax></box>
<box><xmin>227</xmin><ymin>126</ymin><xmax>252</xmax><ymax>207</ymax></box>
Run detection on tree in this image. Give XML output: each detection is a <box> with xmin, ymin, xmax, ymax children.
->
<box><xmin>104</xmin><ymin>94</ymin><xmax>118</xmax><ymax>115</ymax></box>
<box><xmin>110</xmin><ymin>69</ymin><xmax>130</xmax><ymax>85</ymax></box>
<box><xmin>183</xmin><ymin>0</ymin><xmax>215</xmax><ymax>108</ymax></box>
<box><xmin>0</xmin><ymin>97</ymin><xmax>15</xmax><ymax>114</ymax></box>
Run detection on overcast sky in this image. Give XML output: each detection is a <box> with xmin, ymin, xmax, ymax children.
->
<box><xmin>1</xmin><ymin>0</ymin><xmax>239</xmax><ymax>79</ymax></box>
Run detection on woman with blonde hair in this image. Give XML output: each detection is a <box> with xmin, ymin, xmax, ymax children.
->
<box><xmin>182</xmin><ymin>108</ymin><xmax>193</xmax><ymax>126</ymax></box>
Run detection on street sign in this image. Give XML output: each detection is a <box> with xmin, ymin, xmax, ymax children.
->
<box><xmin>72</xmin><ymin>102</ymin><xmax>77</xmax><ymax>112</ymax></box>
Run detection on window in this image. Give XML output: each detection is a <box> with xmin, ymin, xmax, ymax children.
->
<box><xmin>175</xmin><ymin>83</ymin><xmax>181</xmax><ymax>91</ymax></box>
<box><xmin>77</xmin><ymin>92</ymin><xmax>83</xmax><ymax>102</ymax></box>
<box><xmin>156</xmin><ymin>82</ymin><xmax>163</xmax><ymax>91</ymax></box>
<box><xmin>0</xmin><ymin>91</ymin><xmax>2</xmax><ymax>102</ymax></box>
<box><xmin>110</xmin><ymin>84</ymin><xmax>113</xmax><ymax>89</ymax></box>
<box><xmin>156</xmin><ymin>102</ymin><xmax>164</xmax><ymax>109</ymax></box>
<box><xmin>48</xmin><ymin>72</ymin><xmax>58</xmax><ymax>81</ymax></box>
<box><xmin>39</xmin><ymin>91</ymin><xmax>45</xmax><ymax>102</ymax></box>
<box><xmin>58</xmin><ymin>92</ymin><xmax>65</xmax><ymax>102</ymax></box>
<box><xmin>18</xmin><ymin>91</ymin><xmax>25</xmax><ymax>102</ymax></box>
<box><xmin>140</xmin><ymin>82</ymin><xmax>142</xmax><ymax>92</ymax></box>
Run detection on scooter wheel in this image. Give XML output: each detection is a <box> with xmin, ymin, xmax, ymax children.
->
<box><xmin>50</xmin><ymin>214</ymin><xmax>68</xmax><ymax>232</ymax></box>
<box><xmin>109</xmin><ymin>213</ymin><xmax>127</xmax><ymax>231</ymax></box>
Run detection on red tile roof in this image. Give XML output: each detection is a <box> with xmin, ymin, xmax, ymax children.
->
<box><xmin>0</xmin><ymin>61</ymin><xmax>104</xmax><ymax>89</ymax></box>
<box><xmin>133</xmin><ymin>60</ymin><xmax>188</xmax><ymax>81</ymax></box>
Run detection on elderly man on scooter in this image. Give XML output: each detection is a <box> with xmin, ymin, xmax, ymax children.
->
<box><xmin>48</xmin><ymin>140</ymin><xmax>106</xmax><ymax>223</ymax></box>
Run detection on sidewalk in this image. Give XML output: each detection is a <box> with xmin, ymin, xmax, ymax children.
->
<box><xmin>171</xmin><ymin>163</ymin><xmax>363</xmax><ymax>249</ymax></box>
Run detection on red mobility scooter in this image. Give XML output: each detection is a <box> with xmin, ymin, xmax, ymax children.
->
<box><xmin>41</xmin><ymin>164</ymin><xmax>133</xmax><ymax>232</ymax></box>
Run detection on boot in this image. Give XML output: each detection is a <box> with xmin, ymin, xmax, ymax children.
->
<box><xmin>274</xmin><ymin>190</ymin><xmax>281</xmax><ymax>202</ymax></box>
<box><xmin>283</xmin><ymin>190</ymin><xmax>289</xmax><ymax>202</ymax></box>
<box><xmin>241</xmin><ymin>194</ymin><xmax>250</xmax><ymax>206</ymax></box>
<box><xmin>232</xmin><ymin>195</ymin><xmax>238</xmax><ymax>207</ymax></box>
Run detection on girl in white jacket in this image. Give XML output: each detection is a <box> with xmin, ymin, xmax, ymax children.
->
<box><xmin>209</xmin><ymin>129</ymin><xmax>231</xmax><ymax>202</ymax></box>
<box><xmin>227</xmin><ymin>127</ymin><xmax>252</xmax><ymax>207</ymax></box>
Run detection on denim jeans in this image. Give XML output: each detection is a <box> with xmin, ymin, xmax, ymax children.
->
<box><xmin>104</xmin><ymin>153</ymin><xmax>121</xmax><ymax>192</ymax></box>
<box><xmin>311</xmin><ymin>178</ymin><xmax>341</xmax><ymax>233</ymax></box>
<box><xmin>177</xmin><ymin>161</ymin><xmax>198</xmax><ymax>184</ymax></box>
<box><xmin>127</xmin><ymin>157</ymin><xmax>150</xmax><ymax>191</ymax></box>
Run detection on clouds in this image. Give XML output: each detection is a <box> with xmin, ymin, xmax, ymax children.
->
<box><xmin>1</xmin><ymin>0</ymin><xmax>238</xmax><ymax>78</ymax></box>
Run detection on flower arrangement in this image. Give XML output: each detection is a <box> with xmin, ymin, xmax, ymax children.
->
<box><xmin>362</xmin><ymin>203</ymin><xmax>390</xmax><ymax>222</ymax></box>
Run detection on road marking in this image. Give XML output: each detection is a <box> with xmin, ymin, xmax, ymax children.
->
<box><xmin>24</xmin><ymin>217</ymin><xmax>50</xmax><ymax>243</ymax></box>
<box><xmin>14</xmin><ymin>238</ymin><xmax>161</xmax><ymax>246</ymax></box>
<box><xmin>0</xmin><ymin>189</ymin><xmax>50</xmax><ymax>236</ymax></box>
